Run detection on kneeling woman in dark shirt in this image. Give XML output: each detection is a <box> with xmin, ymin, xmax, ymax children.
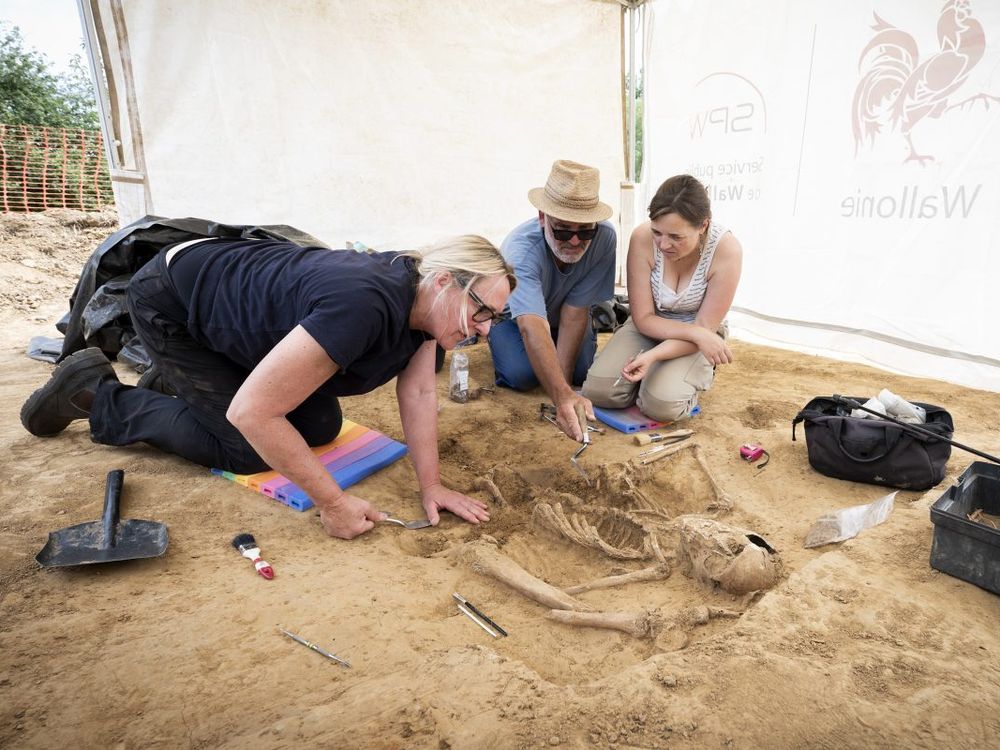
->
<box><xmin>21</xmin><ymin>235</ymin><xmax>515</xmax><ymax>539</ymax></box>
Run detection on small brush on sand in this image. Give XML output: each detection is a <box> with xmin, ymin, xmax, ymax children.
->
<box><xmin>231</xmin><ymin>532</ymin><xmax>274</xmax><ymax>580</ymax></box>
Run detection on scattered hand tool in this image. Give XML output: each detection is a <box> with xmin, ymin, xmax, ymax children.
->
<box><xmin>539</xmin><ymin>403</ymin><xmax>604</xmax><ymax>434</ymax></box>
<box><xmin>638</xmin><ymin>440</ymin><xmax>693</xmax><ymax>465</ymax></box>
<box><xmin>231</xmin><ymin>532</ymin><xmax>274</xmax><ymax>579</ymax></box>
<box><xmin>453</xmin><ymin>592</ymin><xmax>507</xmax><ymax>637</ymax></box>
<box><xmin>539</xmin><ymin>402</ymin><xmax>596</xmax><ymax>484</ymax></box>
<box><xmin>633</xmin><ymin>428</ymin><xmax>693</xmax><ymax>446</ymax></box>
<box><xmin>279</xmin><ymin>628</ymin><xmax>351</xmax><ymax>667</ymax></box>
<box><xmin>381</xmin><ymin>514</ymin><xmax>433</xmax><ymax>530</ymax></box>
<box><xmin>571</xmin><ymin>402</ymin><xmax>592</xmax><ymax>484</ymax></box>
<box><xmin>36</xmin><ymin>469</ymin><xmax>168</xmax><ymax>568</ymax></box>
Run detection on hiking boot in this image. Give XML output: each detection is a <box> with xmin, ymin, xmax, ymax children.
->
<box><xmin>20</xmin><ymin>347</ymin><xmax>117</xmax><ymax>437</ymax></box>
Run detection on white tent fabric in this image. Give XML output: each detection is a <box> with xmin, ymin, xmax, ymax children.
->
<box><xmin>88</xmin><ymin>0</ymin><xmax>625</xmax><ymax>250</ymax></box>
<box><xmin>644</xmin><ymin>0</ymin><xmax>1000</xmax><ymax>391</ymax></box>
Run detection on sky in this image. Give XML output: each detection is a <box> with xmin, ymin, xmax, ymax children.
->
<box><xmin>2</xmin><ymin>0</ymin><xmax>86</xmax><ymax>74</ymax></box>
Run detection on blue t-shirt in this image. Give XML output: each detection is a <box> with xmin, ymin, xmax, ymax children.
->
<box><xmin>172</xmin><ymin>239</ymin><xmax>427</xmax><ymax>396</ymax></box>
<box><xmin>500</xmin><ymin>218</ymin><xmax>616</xmax><ymax>325</ymax></box>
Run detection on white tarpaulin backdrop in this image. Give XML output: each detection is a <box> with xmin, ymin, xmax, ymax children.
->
<box><xmin>91</xmin><ymin>0</ymin><xmax>625</xmax><ymax>250</ymax></box>
<box><xmin>644</xmin><ymin>0</ymin><xmax>1000</xmax><ymax>391</ymax></box>
<box><xmin>85</xmin><ymin>0</ymin><xmax>1000</xmax><ymax>391</ymax></box>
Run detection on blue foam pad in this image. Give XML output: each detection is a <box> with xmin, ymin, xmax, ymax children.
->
<box><xmin>594</xmin><ymin>404</ymin><xmax>700</xmax><ymax>434</ymax></box>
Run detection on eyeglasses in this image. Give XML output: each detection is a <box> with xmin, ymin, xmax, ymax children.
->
<box><xmin>550</xmin><ymin>225</ymin><xmax>598</xmax><ymax>242</ymax></box>
<box><xmin>466</xmin><ymin>287</ymin><xmax>504</xmax><ymax>324</ymax></box>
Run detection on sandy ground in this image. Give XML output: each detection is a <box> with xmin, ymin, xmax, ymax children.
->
<box><xmin>1</xmin><ymin>210</ymin><xmax>999</xmax><ymax>749</ymax></box>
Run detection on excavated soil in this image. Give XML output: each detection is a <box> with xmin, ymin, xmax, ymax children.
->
<box><xmin>1</xmin><ymin>210</ymin><xmax>999</xmax><ymax>748</ymax></box>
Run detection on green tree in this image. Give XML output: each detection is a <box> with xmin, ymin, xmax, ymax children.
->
<box><xmin>0</xmin><ymin>23</ymin><xmax>109</xmax><ymax>211</ymax></box>
<box><xmin>0</xmin><ymin>22</ymin><xmax>97</xmax><ymax>129</ymax></box>
<box><xmin>58</xmin><ymin>54</ymin><xmax>100</xmax><ymax>130</ymax></box>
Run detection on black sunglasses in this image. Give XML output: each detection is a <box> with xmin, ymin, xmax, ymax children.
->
<box><xmin>550</xmin><ymin>226</ymin><xmax>598</xmax><ymax>242</ymax></box>
<box><xmin>467</xmin><ymin>287</ymin><xmax>504</xmax><ymax>324</ymax></box>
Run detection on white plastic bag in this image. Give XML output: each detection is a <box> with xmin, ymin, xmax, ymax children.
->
<box><xmin>803</xmin><ymin>492</ymin><xmax>897</xmax><ymax>548</ymax></box>
<box><xmin>877</xmin><ymin>389</ymin><xmax>926</xmax><ymax>424</ymax></box>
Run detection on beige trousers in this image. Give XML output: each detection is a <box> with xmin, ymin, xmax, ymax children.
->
<box><xmin>582</xmin><ymin>318</ymin><xmax>724</xmax><ymax>422</ymax></box>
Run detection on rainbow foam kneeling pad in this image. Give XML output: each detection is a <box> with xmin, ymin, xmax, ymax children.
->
<box><xmin>211</xmin><ymin>420</ymin><xmax>408</xmax><ymax>511</ymax></box>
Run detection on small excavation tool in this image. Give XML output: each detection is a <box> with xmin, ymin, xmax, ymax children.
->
<box><xmin>612</xmin><ymin>348</ymin><xmax>646</xmax><ymax>387</ymax></box>
<box><xmin>633</xmin><ymin>429</ymin><xmax>693</xmax><ymax>446</ymax></box>
<box><xmin>453</xmin><ymin>592</ymin><xmax>508</xmax><ymax>637</ymax></box>
<box><xmin>36</xmin><ymin>469</ymin><xmax>168</xmax><ymax>568</ymax></box>
<box><xmin>231</xmin><ymin>533</ymin><xmax>274</xmax><ymax>579</ymax></box>
<box><xmin>539</xmin><ymin>403</ymin><xmax>604</xmax><ymax>435</ymax></box>
<box><xmin>539</xmin><ymin>403</ymin><xmax>596</xmax><ymax>484</ymax></box>
<box><xmin>279</xmin><ymin>629</ymin><xmax>351</xmax><ymax>667</ymax></box>
<box><xmin>571</xmin><ymin>402</ymin><xmax>592</xmax><ymax>484</ymax></box>
<box><xmin>381</xmin><ymin>514</ymin><xmax>433</xmax><ymax>530</ymax></box>
<box><xmin>637</xmin><ymin>440</ymin><xmax>693</xmax><ymax>465</ymax></box>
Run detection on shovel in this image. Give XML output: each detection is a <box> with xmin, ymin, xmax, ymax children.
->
<box><xmin>36</xmin><ymin>469</ymin><xmax>168</xmax><ymax>568</ymax></box>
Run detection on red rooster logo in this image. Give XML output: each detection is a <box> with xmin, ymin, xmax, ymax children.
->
<box><xmin>852</xmin><ymin>0</ymin><xmax>999</xmax><ymax>164</ymax></box>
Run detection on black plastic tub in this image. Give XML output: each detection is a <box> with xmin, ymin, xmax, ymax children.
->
<box><xmin>929</xmin><ymin>462</ymin><xmax>1000</xmax><ymax>595</ymax></box>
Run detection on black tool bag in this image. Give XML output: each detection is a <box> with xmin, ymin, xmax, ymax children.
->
<box><xmin>792</xmin><ymin>396</ymin><xmax>954</xmax><ymax>490</ymax></box>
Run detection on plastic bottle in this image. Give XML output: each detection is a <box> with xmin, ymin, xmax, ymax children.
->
<box><xmin>449</xmin><ymin>351</ymin><xmax>470</xmax><ymax>403</ymax></box>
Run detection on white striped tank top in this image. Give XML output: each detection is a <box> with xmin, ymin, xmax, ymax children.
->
<box><xmin>651</xmin><ymin>222</ymin><xmax>729</xmax><ymax>323</ymax></box>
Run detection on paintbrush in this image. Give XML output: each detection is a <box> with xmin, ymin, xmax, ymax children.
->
<box><xmin>231</xmin><ymin>532</ymin><xmax>274</xmax><ymax>580</ymax></box>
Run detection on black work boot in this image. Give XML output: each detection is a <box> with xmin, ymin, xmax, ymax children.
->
<box><xmin>20</xmin><ymin>347</ymin><xmax>117</xmax><ymax>437</ymax></box>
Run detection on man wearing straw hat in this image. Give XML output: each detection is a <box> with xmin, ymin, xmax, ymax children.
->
<box><xmin>488</xmin><ymin>159</ymin><xmax>616</xmax><ymax>442</ymax></box>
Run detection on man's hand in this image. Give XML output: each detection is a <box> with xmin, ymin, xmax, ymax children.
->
<box><xmin>555</xmin><ymin>392</ymin><xmax>595</xmax><ymax>442</ymax></box>
<box><xmin>318</xmin><ymin>493</ymin><xmax>385</xmax><ymax>539</ymax></box>
<box><xmin>421</xmin><ymin>483</ymin><xmax>490</xmax><ymax>525</ymax></box>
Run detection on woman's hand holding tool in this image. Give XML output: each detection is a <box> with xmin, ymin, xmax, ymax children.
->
<box><xmin>614</xmin><ymin>348</ymin><xmax>646</xmax><ymax>386</ymax></box>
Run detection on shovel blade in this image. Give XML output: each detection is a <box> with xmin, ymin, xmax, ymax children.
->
<box><xmin>36</xmin><ymin>518</ymin><xmax>168</xmax><ymax>568</ymax></box>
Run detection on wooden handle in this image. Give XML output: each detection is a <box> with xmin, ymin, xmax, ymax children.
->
<box><xmin>573</xmin><ymin>402</ymin><xmax>589</xmax><ymax>442</ymax></box>
<box><xmin>639</xmin><ymin>441</ymin><xmax>693</xmax><ymax>464</ymax></box>
<box><xmin>633</xmin><ymin>429</ymin><xmax>693</xmax><ymax>446</ymax></box>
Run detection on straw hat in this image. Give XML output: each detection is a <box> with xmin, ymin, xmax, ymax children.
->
<box><xmin>528</xmin><ymin>160</ymin><xmax>613</xmax><ymax>224</ymax></box>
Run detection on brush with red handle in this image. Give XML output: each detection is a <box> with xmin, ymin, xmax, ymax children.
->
<box><xmin>231</xmin><ymin>532</ymin><xmax>274</xmax><ymax>580</ymax></box>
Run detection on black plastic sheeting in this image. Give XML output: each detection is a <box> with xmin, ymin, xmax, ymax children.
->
<box><xmin>590</xmin><ymin>293</ymin><xmax>631</xmax><ymax>334</ymax></box>
<box><xmin>56</xmin><ymin>215</ymin><xmax>328</xmax><ymax>368</ymax></box>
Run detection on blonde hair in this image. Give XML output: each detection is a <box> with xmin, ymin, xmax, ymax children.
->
<box><xmin>401</xmin><ymin>235</ymin><xmax>517</xmax><ymax>327</ymax></box>
<box><xmin>399</xmin><ymin>234</ymin><xmax>517</xmax><ymax>335</ymax></box>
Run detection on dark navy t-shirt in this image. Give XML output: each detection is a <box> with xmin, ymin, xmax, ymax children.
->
<box><xmin>171</xmin><ymin>239</ymin><xmax>427</xmax><ymax>396</ymax></box>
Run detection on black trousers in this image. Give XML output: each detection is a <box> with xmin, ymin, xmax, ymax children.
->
<box><xmin>89</xmin><ymin>251</ymin><xmax>342</xmax><ymax>473</ymax></box>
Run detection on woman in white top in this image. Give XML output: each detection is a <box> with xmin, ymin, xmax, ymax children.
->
<box><xmin>582</xmin><ymin>175</ymin><xmax>742</xmax><ymax>422</ymax></box>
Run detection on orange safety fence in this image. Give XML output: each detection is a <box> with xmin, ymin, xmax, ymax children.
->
<box><xmin>0</xmin><ymin>123</ymin><xmax>114</xmax><ymax>213</ymax></box>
